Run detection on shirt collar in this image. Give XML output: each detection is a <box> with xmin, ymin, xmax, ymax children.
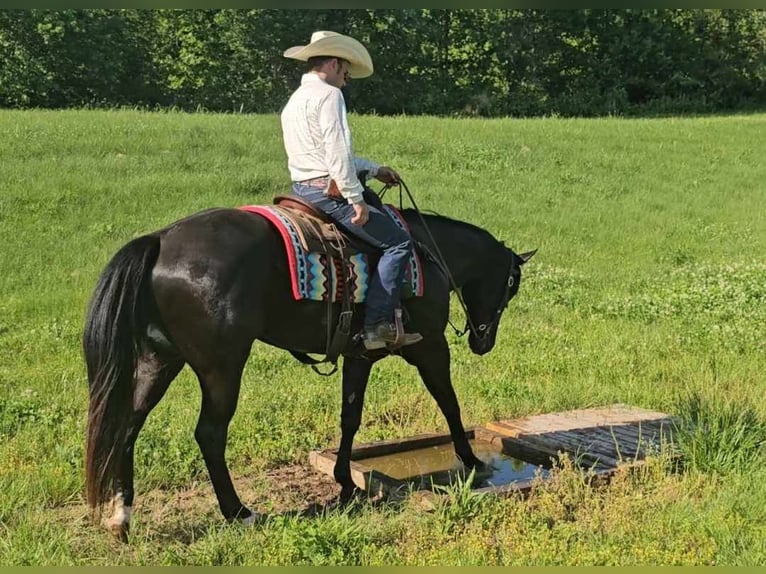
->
<box><xmin>301</xmin><ymin>73</ymin><xmax>328</xmax><ymax>87</ymax></box>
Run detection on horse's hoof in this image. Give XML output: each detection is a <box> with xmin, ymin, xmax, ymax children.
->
<box><xmin>339</xmin><ymin>486</ymin><xmax>363</xmax><ymax>506</ymax></box>
<box><xmin>459</xmin><ymin>454</ymin><xmax>486</xmax><ymax>470</ymax></box>
<box><xmin>107</xmin><ymin>521</ymin><xmax>129</xmax><ymax>543</ymax></box>
<box><xmin>460</xmin><ymin>455</ymin><xmax>495</xmax><ymax>481</ymax></box>
<box><xmin>103</xmin><ymin>503</ymin><xmax>132</xmax><ymax>543</ymax></box>
<box><xmin>241</xmin><ymin>511</ymin><xmax>264</xmax><ymax>527</ymax></box>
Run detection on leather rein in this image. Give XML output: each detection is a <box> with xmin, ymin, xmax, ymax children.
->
<box><xmin>378</xmin><ymin>178</ymin><xmax>514</xmax><ymax>345</ymax></box>
<box><xmin>290</xmin><ymin>176</ymin><xmax>512</xmax><ymax>375</ymax></box>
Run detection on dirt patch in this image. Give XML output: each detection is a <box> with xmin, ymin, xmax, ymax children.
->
<box><xmin>53</xmin><ymin>463</ymin><xmax>344</xmax><ymax>544</ymax></box>
<box><xmin>136</xmin><ymin>463</ymin><xmax>343</xmax><ymax>526</ymax></box>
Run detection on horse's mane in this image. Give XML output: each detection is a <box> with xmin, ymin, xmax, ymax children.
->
<box><xmin>399</xmin><ymin>208</ymin><xmax>497</xmax><ymax>243</ymax></box>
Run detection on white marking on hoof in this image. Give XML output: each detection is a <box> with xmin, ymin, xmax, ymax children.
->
<box><xmin>104</xmin><ymin>492</ymin><xmax>132</xmax><ymax>532</ymax></box>
<box><xmin>242</xmin><ymin>513</ymin><xmax>258</xmax><ymax>526</ymax></box>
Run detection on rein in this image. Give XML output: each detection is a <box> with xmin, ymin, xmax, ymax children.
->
<box><xmin>378</xmin><ymin>178</ymin><xmax>511</xmax><ymax>343</ymax></box>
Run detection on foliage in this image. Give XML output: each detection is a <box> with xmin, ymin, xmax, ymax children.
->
<box><xmin>1</xmin><ymin>9</ymin><xmax>765</xmax><ymax>115</ymax></box>
<box><xmin>431</xmin><ymin>469</ymin><xmax>490</xmax><ymax>534</ymax></box>
<box><xmin>674</xmin><ymin>391</ymin><xmax>766</xmax><ymax>475</ymax></box>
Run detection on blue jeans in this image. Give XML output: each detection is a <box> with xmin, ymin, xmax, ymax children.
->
<box><xmin>291</xmin><ymin>182</ymin><xmax>412</xmax><ymax>328</ymax></box>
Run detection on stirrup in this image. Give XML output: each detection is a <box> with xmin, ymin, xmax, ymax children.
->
<box><xmin>391</xmin><ymin>308</ymin><xmax>406</xmax><ymax>348</ymax></box>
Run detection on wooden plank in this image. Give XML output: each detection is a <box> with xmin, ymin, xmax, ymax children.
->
<box><xmin>496</xmin><ymin>436</ymin><xmax>567</xmax><ymax>468</ymax></box>
<box><xmin>472</xmin><ymin>428</ymin><xmax>576</xmax><ymax>469</ymax></box>
<box><xmin>510</xmin><ymin>432</ymin><xmax>618</xmax><ymax>469</ymax></box>
<box><xmin>473</xmin><ymin>476</ymin><xmax>540</xmax><ymax>496</ymax></box>
<box><xmin>542</xmin><ymin>432</ymin><xmax>623</xmax><ymax>468</ymax></box>
<box><xmin>524</xmin><ymin>427</ymin><xmax>613</xmax><ymax>455</ymax></box>
<box><xmin>473</xmin><ymin>463</ymin><xmax>618</xmax><ymax>497</ymax></box>
<box><xmin>498</xmin><ymin>434</ymin><xmax>571</xmax><ymax>465</ymax></box>
<box><xmin>472</xmin><ymin>426</ymin><xmax>509</xmax><ymax>445</ymax></box>
<box><xmin>488</xmin><ymin>404</ymin><xmax>674</xmax><ymax>437</ymax></box>
<box><xmin>484</xmin><ymin>421</ymin><xmax>525</xmax><ymax>437</ymax></box>
<box><xmin>350</xmin><ymin>432</ymin><xmax>458</xmax><ymax>460</ymax></box>
<box><xmin>597</xmin><ymin>404</ymin><xmax>674</xmax><ymax>423</ymax></box>
<box><xmin>349</xmin><ymin>464</ymin><xmax>370</xmax><ymax>490</ymax></box>
<box><xmin>567</xmin><ymin>427</ymin><xmax>641</xmax><ymax>461</ymax></box>
<box><xmin>314</xmin><ymin>431</ymin><xmax>459</xmax><ymax>460</ymax></box>
<box><xmin>310</xmin><ymin>450</ymin><xmax>382</xmax><ymax>491</ymax></box>
<box><xmin>309</xmin><ymin>450</ymin><xmax>337</xmax><ymax>478</ymax></box>
<box><xmin>595</xmin><ymin>431</ymin><xmax>644</xmax><ymax>461</ymax></box>
<box><xmin>476</xmin><ymin>427</ymin><xmax>604</xmax><ymax>474</ymax></box>
<box><xmin>542</xmin><ymin>429</ymin><xmax>626</xmax><ymax>468</ymax></box>
<box><xmin>614</xmin><ymin>420</ymin><xmax>675</xmax><ymax>445</ymax></box>
<box><xmin>569</xmin><ymin>426</ymin><xmax>659</xmax><ymax>463</ymax></box>
<box><xmin>564</xmin><ymin>420</ymin><xmax>675</xmax><ymax>462</ymax></box>
<box><xmin>632</xmin><ymin>419</ymin><xmax>676</xmax><ymax>440</ymax></box>
<box><xmin>606</xmin><ymin>425</ymin><xmax>653</xmax><ymax>458</ymax></box>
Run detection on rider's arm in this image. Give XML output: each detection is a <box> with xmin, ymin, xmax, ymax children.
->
<box><xmin>317</xmin><ymin>88</ymin><xmax>372</xmax><ymax>205</ymax></box>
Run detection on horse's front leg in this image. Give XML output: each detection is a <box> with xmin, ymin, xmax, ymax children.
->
<box><xmin>402</xmin><ymin>336</ymin><xmax>485</xmax><ymax>470</ymax></box>
<box><xmin>334</xmin><ymin>356</ymin><xmax>373</xmax><ymax>503</ymax></box>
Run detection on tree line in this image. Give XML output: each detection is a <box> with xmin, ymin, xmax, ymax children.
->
<box><xmin>1</xmin><ymin>9</ymin><xmax>765</xmax><ymax>116</ymax></box>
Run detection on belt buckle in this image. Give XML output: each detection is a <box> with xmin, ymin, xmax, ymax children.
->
<box><xmin>308</xmin><ymin>177</ymin><xmax>328</xmax><ymax>188</ymax></box>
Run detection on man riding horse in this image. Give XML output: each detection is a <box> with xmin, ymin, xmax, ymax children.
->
<box><xmin>280</xmin><ymin>30</ymin><xmax>422</xmax><ymax>351</ymax></box>
<box><xmin>83</xmin><ymin>30</ymin><xmax>536</xmax><ymax>541</ymax></box>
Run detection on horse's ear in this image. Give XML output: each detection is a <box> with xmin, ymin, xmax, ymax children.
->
<box><xmin>518</xmin><ymin>249</ymin><xmax>537</xmax><ymax>264</ymax></box>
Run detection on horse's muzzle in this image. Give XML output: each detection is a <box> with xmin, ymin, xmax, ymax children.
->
<box><xmin>469</xmin><ymin>332</ymin><xmax>495</xmax><ymax>356</ymax></box>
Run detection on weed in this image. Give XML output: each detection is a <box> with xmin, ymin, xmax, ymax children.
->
<box><xmin>432</xmin><ymin>469</ymin><xmax>491</xmax><ymax>535</ymax></box>
<box><xmin>673</xmin><ymin>391</ymin><xmax>766</xmax><ymax>475</ymax></box>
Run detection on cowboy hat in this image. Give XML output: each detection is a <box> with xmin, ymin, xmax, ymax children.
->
<box><xmin>283</xmin><ymin>31</ymin><xmax>374</xmax><ymax>79</ymax></box>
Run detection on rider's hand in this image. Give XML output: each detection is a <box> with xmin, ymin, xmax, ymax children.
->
<box><xmin>350</xmin><ymin>201</ymin><xmax>369</xmax><ymax>226</ymax></box>
<box><xmin>375</xmin><ymin>166</ymin><xmax>400</xmax><ymax>185</ymax></box>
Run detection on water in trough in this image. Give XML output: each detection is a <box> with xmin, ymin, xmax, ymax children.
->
<box><xmin>358</xmin><ymin>439</ymin><xmax>549</xmax><ymax>490</ymax></box>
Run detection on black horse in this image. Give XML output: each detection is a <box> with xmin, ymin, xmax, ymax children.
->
<box><xmin>83</xmin><ymin>203</ymin><xmax>534</xmax><ymax>539</ymax></box>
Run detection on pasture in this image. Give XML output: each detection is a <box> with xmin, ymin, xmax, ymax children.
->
<box><xmin>0</xmin><ymin>109</ymin><xmax>764</xmax><ymax>565</ymax></box>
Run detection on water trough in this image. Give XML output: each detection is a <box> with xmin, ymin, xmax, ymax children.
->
<box><xmin>309</xmin><ymin>404</ymin><xmax>676</xmax><ymax>502</ymax></box>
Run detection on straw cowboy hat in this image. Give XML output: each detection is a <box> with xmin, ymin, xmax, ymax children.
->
<box><xmin>283</xmin><ymin>31</ymin><xmax>374</xmax><ymax>79</ymax></box>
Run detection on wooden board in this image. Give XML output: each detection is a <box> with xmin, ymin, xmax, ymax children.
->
<box><xmin>485</xmin><ymin>404</ymin><xmax>674</xmax><ymax>437</ymax></box>
<box><xmin>484</xmin><ymin>404</ymin><xmax>676</xmax><ymax>468</ymax></box>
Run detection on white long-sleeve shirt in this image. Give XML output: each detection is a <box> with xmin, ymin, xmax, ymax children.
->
<box><xmin>281</xmin><ymin>73</ymin><xmax>379</xmax><ymax>205</ymax></box>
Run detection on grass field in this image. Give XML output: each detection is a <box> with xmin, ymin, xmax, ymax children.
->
<box><xmin>0</xmin><ymin>109</ymin><xmax>765</xmax><ymax>565</ymax></box>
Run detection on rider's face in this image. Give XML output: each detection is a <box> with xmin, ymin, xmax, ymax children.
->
<box><xmin>327</xmin><ymin>58</ymin><xmax>350</xmax><ymax>88</ymax></box>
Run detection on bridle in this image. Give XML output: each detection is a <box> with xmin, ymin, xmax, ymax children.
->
<box><xmin>450</xmin><ymin>260</ymin><xmax>515</xmax><ymax>342</ymax></box>
<box><xmin>379</xmin><ymin>178</ymin><xmax>515</xmax><ymax>343</ymax></box>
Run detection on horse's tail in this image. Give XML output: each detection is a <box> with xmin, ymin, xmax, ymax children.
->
<box><xmin>83</xmin><ymin>233</ymin><xmax>160</xmax><ymax>512</ymax></box>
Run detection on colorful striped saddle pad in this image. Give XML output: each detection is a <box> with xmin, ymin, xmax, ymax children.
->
<box><xmin>240</xmin><ymin>204</ymin><xmax>424</xmax><ymax>303</ymax></box>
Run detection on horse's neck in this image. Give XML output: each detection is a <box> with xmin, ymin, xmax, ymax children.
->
<box><xmin>408</xmin><ymin>213</ymin><xmax>494</xmax><ymax>287</ymax></box>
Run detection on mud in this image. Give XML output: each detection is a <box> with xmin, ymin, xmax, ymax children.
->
<box><xmin>137</xmin><ymin>464</ymin><xmax>343</xmax><ymax>524</ymax></box>
<box><xmin>54</xmin><ymin>463</ymin><xmax>344</xmax><ymax>544</ymax></box>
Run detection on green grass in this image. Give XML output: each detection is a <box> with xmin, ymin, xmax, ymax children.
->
<box><xmin>1</xmin><ymin>109</ymin><xmax>765</xmax><ymax>565</ymax></box>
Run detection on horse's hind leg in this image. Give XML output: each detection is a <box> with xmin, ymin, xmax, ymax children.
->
<box><xmin>191</xmin><ymin>350</ymin><xmax>253</xmax><ymax>523</ymax></box>
<box><xmin>105</xmin><ymin>347</ymin><xmax>184</xmax><ymax>541</ymax></box>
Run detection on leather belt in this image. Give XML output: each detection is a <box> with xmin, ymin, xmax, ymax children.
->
<box><xmin>297</xmin><ymin>177</ymin><xmax>329</xmax><ymax>188</ymax></box>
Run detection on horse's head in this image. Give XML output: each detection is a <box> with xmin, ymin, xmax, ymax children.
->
<box><xmin>461</xmin><ymin>246</ymin><xmax>536</xmax><ymax>355</ymax></box>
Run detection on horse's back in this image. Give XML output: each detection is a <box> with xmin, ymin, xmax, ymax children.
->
<box><xmin>150</xmin><ymin>207</ymin><xmax>289</xmax><ymax>347</ymax></box>
<box><xmin>158</xmin><ymin>207</ymin><xmax>277</xmax><ymax>257</ymax></box>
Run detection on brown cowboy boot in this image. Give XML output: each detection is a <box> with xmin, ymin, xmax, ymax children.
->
<box><xmin>364</xmin><ymin>309</ymin><xmax>422</xmax><ymax>350</ymax></box>
<box><xmin>363</xmin><ymin>323</ymin><xmax>423</xmax><ymax>350</ymax></box>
